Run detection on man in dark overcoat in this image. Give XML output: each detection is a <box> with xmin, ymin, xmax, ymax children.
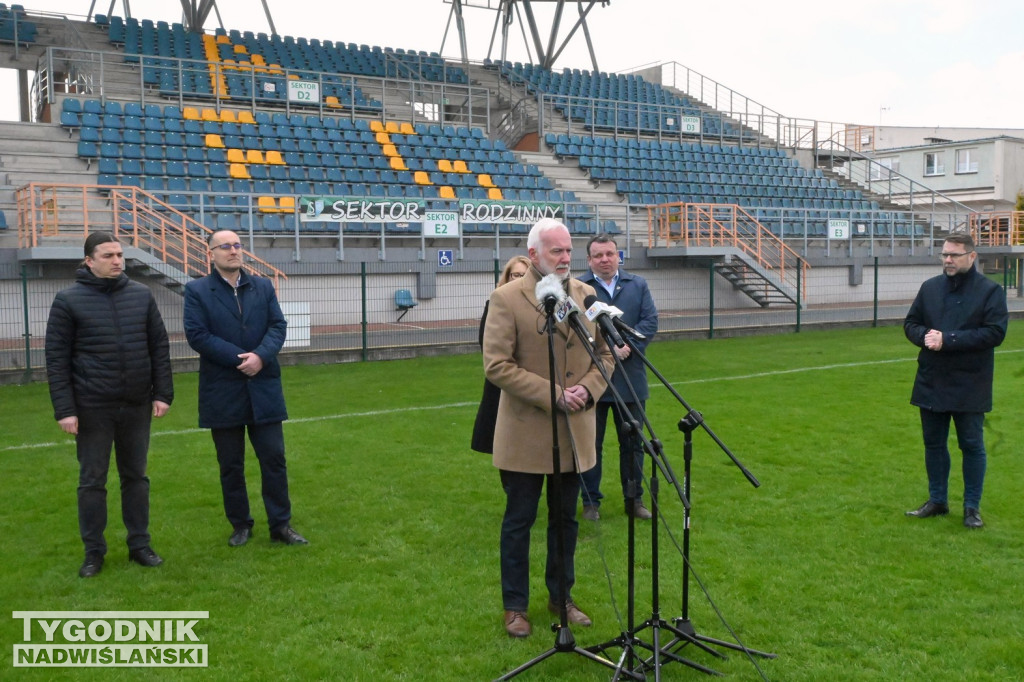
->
<box><xmin>904</xmin><ymin>232</ymin><xmax>1007</xmax><ymax>528</ymax></box>
<box><xmin>578</xmin><ymin>233</ymin><xmax>659</xmax><ymax>521</ymax></box>
<box><xmin>183</xmin><ymin>230</ymin><xmax>307</xmax><ymax>547</ymax></box>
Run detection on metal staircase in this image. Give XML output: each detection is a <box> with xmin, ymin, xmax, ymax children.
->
<box><xmin>14</xmin><ymin>183</ymin><xmax>286</xmax><ymax>291</ymax></box>
<box><xmin>647</xmin><ymin>202</ymin><xmax>807</xmax><ymax>307</ymax></box>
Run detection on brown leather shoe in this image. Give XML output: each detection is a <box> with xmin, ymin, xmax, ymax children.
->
<box><xmin>627</xmin><ymin>499</ymin><xmax>653</xmax><ymax>520</ymax></box>
<box><xmin>504</xmin><ymin>610</ymin><xmax>531</xmax><ymax>638</ymax></box>
<box><xmin>548</xmin><ymin>600</ymin><xmax>592</xmax><ymax>627</ymax></box>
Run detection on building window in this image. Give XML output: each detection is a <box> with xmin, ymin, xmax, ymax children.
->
<box><xmin>924</xmin><ymin>152</ymin><xmax>944</xmax><ymax>176</ymax></box>
<box><xmin>869</xmin><ymin>157</ymin><xmax>899</xmax><ymax>181</ymax></box>
<box><xmin>956</xmin><ymin>148</ymin><xmax>978</xmax><ymax>174</ymax></box>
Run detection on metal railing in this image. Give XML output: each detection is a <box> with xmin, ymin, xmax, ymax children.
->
<box><xmin>15</xmin><ymin>183</ymin><xmax>286</xmax><ymax>288</ymax></box>
<box><xmin>647</xmin><ymin>201</ymin><xmax>808</xmax><ymax>300</ymax></box>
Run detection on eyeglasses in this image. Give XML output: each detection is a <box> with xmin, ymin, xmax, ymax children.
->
<box><xmin>212</xmin><ymin>243</ymin><xmax>244</xmax><ymax>251</ymax></box>
<box><xmin>509</xmin><ymin>272</ymin><xmax>526</xmax><ymax>279</ymax></box>
<box><xmin>940</xmin><ymin>251</ymin><xmax>972</xmax><ymax>259</ymax></box>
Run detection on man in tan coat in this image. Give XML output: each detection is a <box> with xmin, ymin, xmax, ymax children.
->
<box><xmin>484</xmin><ymin>218</ymin><xmax>613</xmax><ymax>638</ymax></box>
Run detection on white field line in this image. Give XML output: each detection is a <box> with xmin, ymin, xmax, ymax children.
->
<box><xmin>7</xmin><ymin>349</ymin><xmax>1023</xmax><ymax>453</ymax></box>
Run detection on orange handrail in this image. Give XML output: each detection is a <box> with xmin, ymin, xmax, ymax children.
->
<box><xmin>970</xmin><ymin>210</ymin><xmax>1024</xmax><ymax>248</ymax></box>
<box><xmin>15</xmin><ymin>183</ymin><xmax>286</xmax><ymax>289</ymax></box>
<box><xmin>646</xmin><ymin>201</ymin><xmax>808</xmax><ymax>301</ymax></box>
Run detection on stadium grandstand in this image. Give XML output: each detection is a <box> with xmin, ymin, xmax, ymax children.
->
<box><xmin>1</xmin><ymin>0</ymin><xmax>1022</xmax><ymax>381</ymax></box>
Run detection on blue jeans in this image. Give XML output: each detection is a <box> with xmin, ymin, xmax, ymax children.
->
<box><xmin>580</xmin><ymin>401</ymin><xmax>645</xmax><ymax>508</ymax></box>
<box><xmin>499</xmin><ymin>469</ymin><xmax>580</xmax><ymax>612</ymax></box>
<box><xmin>76</xmin><ymin>403</ymin><xmax>153</xmax><ymax>555</ymax></box>
<box><xmin>211</xmin><ymin>422</ymin><xmax>292</xmax><ymax>533</ymax></box>
<box><xmin>919</xmin><ymin>408</ymin><xmax>986</xmax><ymax>509</ymax></box>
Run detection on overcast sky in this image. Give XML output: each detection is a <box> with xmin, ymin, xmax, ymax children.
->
<box><xmin>4</xmin><ymin>0</ymin><xmax>1024</xmax><ymax>129</ymax></box>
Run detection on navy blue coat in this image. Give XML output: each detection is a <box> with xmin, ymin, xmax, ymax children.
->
<box><xmin>904</xmin><ymin>265</ymin><xmax>1007</xmax><ymax>413</ymax></box>
<box><xmin>183</xmin><ymin>270</ymin><xmax>288</xmax><ymax>428</ymax></box>
<box><xmin>578</xmin><ymin>268</ymin><xmax>659</xmax><ymax>403</ymax></box>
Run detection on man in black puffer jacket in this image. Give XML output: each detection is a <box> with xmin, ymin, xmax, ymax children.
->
<box><xmin>45</xmin><ymin>232</ymin><xmax>174</xmax><ymax>578</ymax></box>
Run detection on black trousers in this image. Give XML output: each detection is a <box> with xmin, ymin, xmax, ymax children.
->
<box><xmin>76</xmin><ymin>403</ymin><xmax>153</xmax><ymax>555</ymax></box>
<box><xmin>211</xmin><ymin>422</ymin><xmax>292</xmax><ymax>533</ymax></box>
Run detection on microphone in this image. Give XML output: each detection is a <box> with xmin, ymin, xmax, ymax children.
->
<box><xmin>583</xmin><ymin>295</ymin><xmax>647</xmax><ymax>342</ymax></box>
<box><xmin>554</xmin><ymin>295</ymin><xmax>594</xmax><ymax>345</ymax></box>
<box><xmin>534</xmin><ymin>273</ymin><xmax>565</xmax><ymax>314</ymax></box>
<box><xmin>583</xmin><ymin>295</ymin><xmax>625</xmax><ymax>348</ymax></box>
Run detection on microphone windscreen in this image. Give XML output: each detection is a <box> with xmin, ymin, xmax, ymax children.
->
<box><xmin>583</xmin><ymin>294</ymin><xmax>598</xmax><ymax>308</ymax></box>
<box><xmin>534</xmin><ymin>273</ymin><xmax>565</xmax><ymax>304</ymax></box>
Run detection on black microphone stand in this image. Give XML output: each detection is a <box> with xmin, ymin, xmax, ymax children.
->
<box><xmin>496</xmin><ymin>297</ymin><xmax>640</xmax><ymax>682</ymax></box>
<box><xmin>624</xmin><ymin>335</ymin><xmax>777</xmax><ymax>678</ymax></box>
<box><xmin>583</xmin><ymin>326</ymin><xmax>721</xmax><ymax>681</ymax></box>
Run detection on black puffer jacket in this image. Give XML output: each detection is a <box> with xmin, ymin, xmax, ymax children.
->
<box><xmin>45</xmin><ymin>267</ymin><xmax>174</xmax><ymax>420</ymax></box>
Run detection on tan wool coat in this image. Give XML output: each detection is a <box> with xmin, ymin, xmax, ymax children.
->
<box><xmin>483</xmin><ymin>266</ymin><xmax>613</xmax><ymax>474</ymax></box>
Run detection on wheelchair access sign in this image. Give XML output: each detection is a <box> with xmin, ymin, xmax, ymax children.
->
<box><xmin>438</xmin><ymin>250</ymin><xmax>454</xmax><ymax>267</ymax></box>
<box><xmin>423</xmin><ymin>211</ymin><xmax>460</xmax><ymax>237</ymax></box>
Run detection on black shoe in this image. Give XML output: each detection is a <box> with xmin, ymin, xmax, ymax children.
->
<box><xmin>228</xmin><ymin>527</ymin><xmax>252</xmax><ymax>547</ymax></box>
<box><xmin>270</xmin><ymin>526</ymin><xmax>308</xmax><ymax>545</ymax></box>
<box><xmin>79</xmin><ymin>552</ymin><xmax>104</xmax><ymax>578</ymax></box>
<box><xmin>905</xmin><ymin>501</ymin><xmax>949</xmax><ymax>518</ymax></box>
<box><xmin>626</xmin><ymin>499</ymin><xmax>653</xmax><ymax>520</ymax></box>
<box><xmin>964</xmin><ymin>507</ymin><xmax>984</xmax><ymax>529</ymax></box>
<box><xmin>128</xmin><ymin>546</ymin><xmax>164</xmax><ymax>567</ymax></box>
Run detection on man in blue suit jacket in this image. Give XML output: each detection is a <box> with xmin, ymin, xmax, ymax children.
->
<box><xmin>184</xmin><ymin>230</ymin><xmax>307</xmax><ymax>547</ymax></box>
<box><xmin>578</xmin><ymin>234</ymin><xmax>659</xmax><ymax>521</ymax></box>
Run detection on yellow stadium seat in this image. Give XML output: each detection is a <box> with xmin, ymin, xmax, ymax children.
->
<box><xmin>439</xmin><ymin>186</ymin><xmax>456</xmax><ymax>200</ymax></box>
<box><xmin>384</xmin><ymin>121</ymin><xmax>401</xmax><ymax>134</ymax></box>
<box><xmin>215</xmin><ymin>34</ymin><xmax>231</xmax><ymax>44</ymax></box>
<box><xmin>414</xmin><ymin>171</ymin><xmax>432</xmax><ymax>185</ymax></box>
<box><xmin>325</xmin><ymin>96</ymin><xmax>342</xmax><ymax>109</ymax></box>
<box><xmin>246</xmin><ymin>149</ymin><xmax>265</xmax><ymax>164</ymax></box>
<box><xmin>257</xmin><ymin>196</ymin><xmax>278</xmax><ymax>213</ymax></box>
<box><xmin>453</xmin><ymin>160</ymin><xmax>469</xmax><ymax>173</ymax></box>
<box><xmin>221</xmin><ymin>59</ymin><xmax>238</xmax><ymax>71</ymax></box>
<box><xmin>201</xmin><ymin>108</ymin><xmax>219</xmax><ymax>122</ymax></box>
<box><xmin>205</xmin><ymin>134</ymin><xmax>225</xmax><ymax>148</ymax></box>
<box><xmin>437</xmin><ymin>159</ymin><xmax>453</xmax><ymax>173</ymax></box>
<box><xmin>369</xmin><ymin>121</ymin><xmax>385</xmax><ymax>133</ymax></box>
<box><xmin>250</xmin><ymin>54</ymin><xmax>266</xmax><ymax>66</ymax></box>
<box><xmin>278</xmin><ymin>196</ymin><xmax>296</xmax><ymax>211</ymax></box>
<box><xmin>219</xmin><ymin>110</ymin><xmax>238</xmax><ymax>123</ymax></box>
<box><xmin>229</xmin><ymin>163</ymin><xmax>250</xmax><ymax>179</ymax></box>
<box><xmin>226</xmin><ymin>148</ymin><xmax>246</xmax><ymax>163</ymax></box>
<box><xmin>374</xmin><ymin>131</ymin><xmax>390</xmax><ymax>145</ymax></box>
<box><xmin>233</xmin><ymin>44</ymin><xmax>247</xmax><ymax>54</ymax></box>
<box><xmin>182</xmin><ymin>106</ymin><xmax>201</xmax><ymax>120</ymax></box>
<box><xmin>389</xmin><ymin>156</ymin><xmax>408</xmax><ymax>171</ymax></box>
<box><xmin>487</xmin><ymin>188</ymin><xmax>504</xmax><ymax>201</ymax></box>
<box><xmin>265</xmin><ymin>150</ymin><xmax>285</xmax><ymax>165</ymax></box>
<box><xmin>478</xmin><ymin>173</ymin><xmax>495</xmax><ymax>188</ymax></box>
<box><xmin>237</xmin><ymin>111</ymin><xmax>256</xmax><ymax>124</ymax></box>
<box><xmin>286</xmin><ymin>73</ymin><xmax>299</xmax><ymax>80</ymax></box>
<box><xmin>399</xmin><ymin>122</ymin><xmax>415</xmax><ymax>135</ymax></box>
<box><xmin>381</xmin><ymin>144</ymin><xmax>398</xmax><ymax>157</ymax></box>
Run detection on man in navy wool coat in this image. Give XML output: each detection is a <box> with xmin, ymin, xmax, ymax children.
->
<box><xmin>184</xmin><ymin>230</ymin><xmax>307</xmax><ymax>547</ymax></box>
<box><xmin>578</xmin><ymin>233</ymin><xmax>659</xmax><ymax>521</ymax></box>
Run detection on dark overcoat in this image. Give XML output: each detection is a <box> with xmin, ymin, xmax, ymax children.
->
<box><xmin>904</xmin><ymin>265</ymin><xmax>1007</xmax><ymax>413</ymax></box>
<box><xmin>578</xmin><ymin>268</ymin><xmax>659</xmax><ymax>403</ymax></box>
<box><xmin>183</xmin><ymin>270</ymin><xmax>288</xmax><ymax>428</ymax></box>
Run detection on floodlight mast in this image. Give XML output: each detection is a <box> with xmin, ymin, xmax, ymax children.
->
<box><xmin>443</xmin><ymin>0</ymin><xmax>608</xmax><ymax>71</ymax></box>
<box><xmin>85</xmin><ymin>0</ymin><xmax>278</xmax><ymax>35</ymax></box>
